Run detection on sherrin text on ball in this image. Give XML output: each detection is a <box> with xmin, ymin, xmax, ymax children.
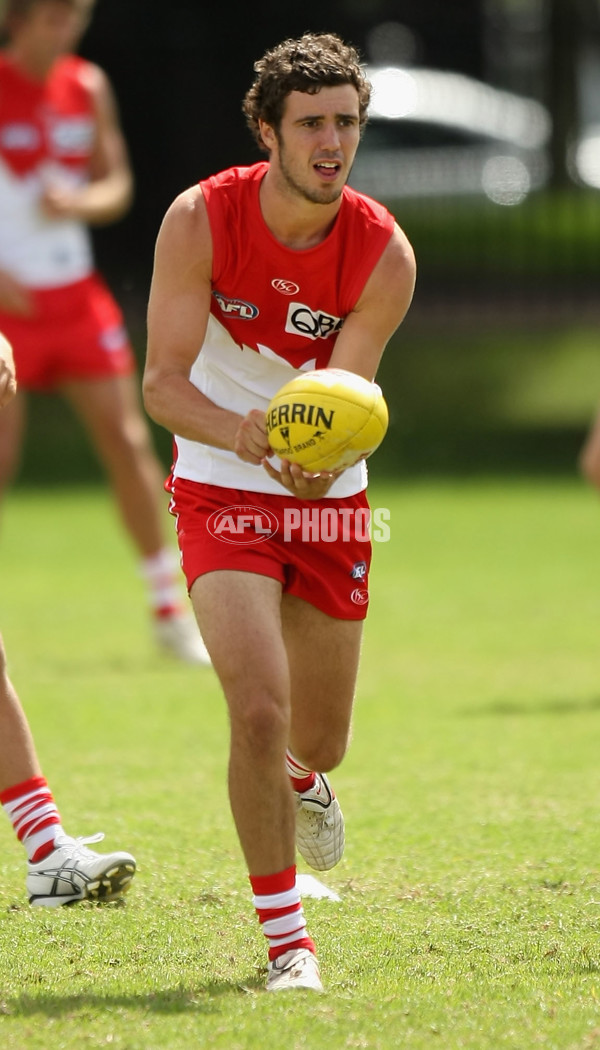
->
<box><xmin>266</xmin><ymin>368</ymin><xmax>389</xmax><ymax>473</ymax></box>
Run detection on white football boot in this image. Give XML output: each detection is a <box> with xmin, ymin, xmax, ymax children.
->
<box><xmin>154</xmin><ymin>612</ymin><xmax>211</xmax><ymax>665</ymax></box>
<box><xmin>266</xmin><ymin>948</ymin><xmax>324</xmax><ymax>992</ymax></box>
<box><xmin>27</xmin><ymin>833</ymin><xmax>136</xmax><ymax>907</ymax></box>
<box><xmin>295</xmin><ymin>773</ymin><xmax>345</xmax><ymax>871</ymax></box>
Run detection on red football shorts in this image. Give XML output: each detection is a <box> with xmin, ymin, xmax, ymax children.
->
<box><xmin>167</xmin><ymin>477</ymin><xmax>373</xmax><ymax>621</ymax></box>
<box><xmin>0</xmin><ymin>273</ymin><xmax>136</xmax><ymax>390</ymax></box>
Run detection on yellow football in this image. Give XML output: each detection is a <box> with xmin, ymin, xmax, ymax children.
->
<box><xmin>266</xmin><ymin>368</ymin><xmax>389</xmax><ymax>473</ymax></box>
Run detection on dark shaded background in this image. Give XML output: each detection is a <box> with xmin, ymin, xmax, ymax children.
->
<box><xmin>79</xmin><ymin>0</ymin><xmax>484</xmax><ymax>305</ymax></box>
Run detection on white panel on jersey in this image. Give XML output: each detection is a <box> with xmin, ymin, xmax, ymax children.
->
<box><xmin>174</xmin><ymin>314</ymin><xmax>367</xmax><ymax>497</ymax></box>
<box><xmin>0</xmin><ymin>158</ymin><xmax>93</xmax><ymax>287</ymax></box>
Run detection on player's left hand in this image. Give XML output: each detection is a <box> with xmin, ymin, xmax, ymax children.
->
<box><xmin>262</xmin><ymin>457</ymin><xmax>342</xmax><ymax>499</ymax></box>
<box><xmin>40</xmin><ymin>185</ymin><xmax>79</xmax><ymax>220</ymax></box>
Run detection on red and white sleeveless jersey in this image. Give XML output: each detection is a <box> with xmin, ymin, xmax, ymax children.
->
<box><xmin>174</xmin><ymin>162</ymin><xmax>395</xmax><ymax>496</ymax></box>
<box><xmin>0</xmin><ymin>54</ymin><xmax>95</xmax><ymax>288</ymax></box>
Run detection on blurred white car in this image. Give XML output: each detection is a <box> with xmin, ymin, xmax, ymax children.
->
<box><xmin>349</xmin><ymin>66</ymin><xmax>552</xmax><ymax>206</ymax></box>
<box><xmin>570</xmin><ymin>125</ymin><xmax>600</xmax><ymax>189</ymax></box>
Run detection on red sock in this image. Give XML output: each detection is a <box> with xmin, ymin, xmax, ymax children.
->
<box><xmin>250</xmin><ymin>865</ymin><xmax>315</xmax><ymax>961</ymax></box>
<box><xmin>285</xmin><ymin>751</ymin><xmax>316</xmax><ymax>793</ymax></box>
<box><xmin>140</xmin><ymin>549</ymin><xmax>182</xmax><ymax>618</ymax></box>
<box><xmin>0</xmin><ymin>776</ymin><xmax>63</xmax><ymax>862</ymax></box>
<box><xmin>155</xmin><ymin>603</ymin><xmax>180</xmax><ymax>620</ymax></box>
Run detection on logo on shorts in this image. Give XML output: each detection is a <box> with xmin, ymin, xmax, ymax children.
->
<box><xmin>207</xmin><ymin>505</ymin><xmax>278</xmax><ymax>544</ymax></box>
<box><xmin>350</xmin><ymin>561</ymin><xmax>367</xmax><ymax>580</ymax></box>
<box><xmin>272</xmin><ymin>278</ymin><xmax>300</xmax><ymax>295</ymax></box>
<box><xmin>99</xmin><ymin>325</ymin><xmax>126</xmax><ymax>352</ymax></box>
<box><xmin>350</xmin><ymin>588</ymin><xmax>369</xmax><ymax>606</ymax></box>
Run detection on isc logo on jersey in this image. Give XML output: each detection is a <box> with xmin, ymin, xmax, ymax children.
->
<box><xmin>285</xmin><ymin>302</ymin><xmax>344</xmax><ymax>341</ymax></box>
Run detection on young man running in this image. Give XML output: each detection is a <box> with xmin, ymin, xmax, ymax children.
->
<box><xmin>0</xmin><ymin>0</ymin><xmax>208</xmax><ymax>664</ymax></box>
<box><xmin>144</xmin><ymin>32</ymin><xmax>416</xmax><ymax>991</ymax></box>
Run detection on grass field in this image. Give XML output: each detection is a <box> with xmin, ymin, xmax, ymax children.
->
<box><xmin>1</xmin><ymin>477</ymin><xmax>600</xmax><ymax>1049</ymax></box>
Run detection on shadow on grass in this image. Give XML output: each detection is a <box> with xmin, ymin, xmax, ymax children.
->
<box><xmin>4</xmin><ymin>978</ymin><xmax>265</xmax><ymax>1016</ymax></box>
<box><xmin>462</xmin><ymin>696</ymin><xmax>600</xmax><ymax>718</ymax></box>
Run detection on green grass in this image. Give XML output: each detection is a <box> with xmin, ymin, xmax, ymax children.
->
<box><xmin>2</xmin><ymin>478</ymin><xmax>600</xmax><ymax>1048</ymax></box>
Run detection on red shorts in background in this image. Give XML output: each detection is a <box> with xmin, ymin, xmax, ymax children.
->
<box><xmin>0</xmin><ymin>273</ymin><xmax>136</xmax><ymax>390</ymax></box>
<box><xmin>167</xmin><ymin>477</ymin><xmax>373</xmax><ymax>621</ymax></box>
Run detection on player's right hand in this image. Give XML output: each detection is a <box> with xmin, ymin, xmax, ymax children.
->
<box><xmin>233</xmin><ymin>408</ymin><xmax>273</xmax><ymax>464</ymax></box>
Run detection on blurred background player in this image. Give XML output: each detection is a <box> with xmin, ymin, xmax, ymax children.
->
<box><xmin>0</xmin><ymin>0</ymin><xmax>209</xmax><ymax>664</ymax></box>
<box><xmin>144</xmin><ymin>33</ymin><xmax>416</xmax><ymax>991</ymax></box>
<box><xmin>579</xmin><ymin>410</ymin><xmax>600</xmax><ymax>495</ymax></box>
<box><xmin>0</xmin><ymin>329</ymin><xmax>136</xmax><ymax>906</ymax></box>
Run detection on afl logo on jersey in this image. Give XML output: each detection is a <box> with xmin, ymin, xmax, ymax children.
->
<box><xmin>213</xmin><ymin>291</ymin><xmax>259</xmax><ymax>320</ymax></box>
<box><xmin>272</xmin><ymin>278</ymin><xmax>300</xmax><ymax>296</ymax></box>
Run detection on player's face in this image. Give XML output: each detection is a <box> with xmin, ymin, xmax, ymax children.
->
<box><xmin>264</xmin><ymin>85</ymin><xmax>361</xmax><ymax>206</ymax></box>
<box><xmin>13</xmin><ymin>1</ymin><xmax>93</xmax><ymax>69</ymax></box>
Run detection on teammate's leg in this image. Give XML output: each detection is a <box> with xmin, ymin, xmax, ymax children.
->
<box><xmin>0</xmin><ymin>633</ymin><xmax>43</xmax><ymax>792</ymax></box>
<box><xmin>61</xmin><ymin>373</ymin><xmax>209</xmax><ymax>663</ymax></box>
<box><xmin>0</xmin><ymin>389</ymin><xmax>26</xmax><ymax>509</ymax></box>
<box><xmin>0</xmin><ymin>633</ymin><xmax>136</xmax><ymax>905</ymax></box>
<box><xmin>62</xmin><ymin>373</ymin><xmax>169</xmax><ymax>556</ymax></box>
<box><xmin>579</xmin><ymin>407</ymin><xmax>600</xmax><ymax>488</ymax></box>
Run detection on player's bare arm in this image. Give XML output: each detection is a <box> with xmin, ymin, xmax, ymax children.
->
<box><xmin>40</xmin><ymin>66</ymin><xmax>134</xmax><ymax>226</ymax></box>
<box><xmin>327</xmin><ymin>223</ymin><xmax>416</xmax><ymax>379</ymax></box>
<box><xmin>144</xmin><ymin>188</ymin><xmax>269</xmax><ymax>465</ymax></box>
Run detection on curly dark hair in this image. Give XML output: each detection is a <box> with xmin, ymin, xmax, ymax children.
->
<box><xmin>1</xmin><ymin>0</ymin><xmax>94</xmax><ymax>38</ymax></box>
<box><xmin>3</xmin><ymin>0</ymin><xmax>92</xmax><ymax>18</ymax></box>
<box><xmin>242</xmin><ymin>32</ymin><xmax>371</xmax><ymax>152</ymax></box>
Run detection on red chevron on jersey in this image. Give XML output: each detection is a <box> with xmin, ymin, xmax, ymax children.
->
<box><xmin>0</xmin><ymin>53</ymin><xmax>95</xmax><ymax>177</ymax></box>
<box><xmin>200</xmin><ymin>163</ymin><xmax>395</xmax><ymax>371</ymax></box>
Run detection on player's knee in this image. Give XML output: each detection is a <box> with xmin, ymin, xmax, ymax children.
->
<box><xmin>300</xmin><ymin>737</ymin><xmax>348</xmax><ymax>774</ymax></box>
<box><xmin>116</xmin><ymin>416</ymin><xmax>151</xmax><ymax>456</ymax></box>
<box><xmin>96</xmin><ymin>414</ymin><xmax>154</xmax><ymax>469</ymax></box>
<box><xmin>234</xmin><ymin>694</ymin><xmax>289</xmax><ymax>754</ymax></box>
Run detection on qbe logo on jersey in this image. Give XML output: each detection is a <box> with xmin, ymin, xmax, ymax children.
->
<box><xmin>207</xmin><ymin>505</ymin><xmax>278</xmax><ymax>545</ymax></box>
<box><xmin>285</xmin><ymin>301</ymin><xmax>344</xmax><ymax>341</ymax></box>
